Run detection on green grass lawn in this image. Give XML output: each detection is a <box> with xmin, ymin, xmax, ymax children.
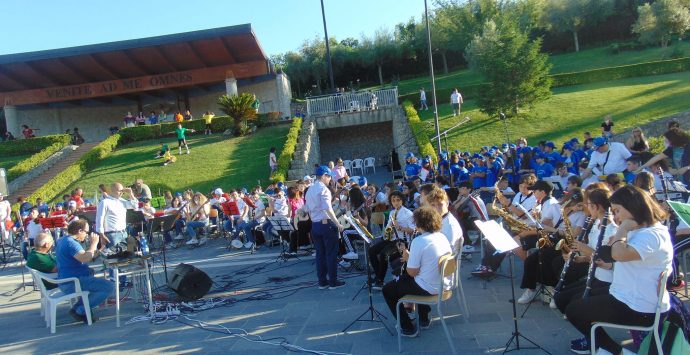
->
<box><xmin>59</xmin><ymin>125</ymin><xmax>289</xmax><ymax>199</ymax></box>
<box><xmin>417</xmin><ymin>70</ymin><xmax>690</xmax><ymax>152</ymax></box>
<box><xmin>0</xmin><ymin>154</ymin><xmax>31</xmax><ymax>175</ymax></box>
<box><xmin>394</xmin><ymin>41</ymin><xmax>690</xmax><ymax>96</ymax></box>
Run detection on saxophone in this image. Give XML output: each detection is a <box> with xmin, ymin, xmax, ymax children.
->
<box><xmin>383</xmin><ymin>208</ymin><xmax>399</xmax><ymax>241</ymax></box>
<box><xmin>555</xmin><ymin>199</ymin><xmax>575</xmax><ymax>254</ymax></box>
<box><xmin>492</xmin><ymin>183</ymin><xmax>530</xmax><ymax>233</ymax></box>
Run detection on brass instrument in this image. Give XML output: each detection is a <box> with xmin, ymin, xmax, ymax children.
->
<box><xmin>492</xmin><ymin>183</ymin><xmax>530</xmax><ymax>233</ymax></box>
<box><xmin>555</xmin><ymin>199</ymin><xmax>575</xmax><ymax>253</ymax></box>
<box><xmin>536</xmin><ymin>229</ymin><xmax>553</xmax><ymax>248</ymax></box>
<box><xmin>383</xmin><ymin>208</ymin><xmax>399</xmax><ymax>241</ymax></box>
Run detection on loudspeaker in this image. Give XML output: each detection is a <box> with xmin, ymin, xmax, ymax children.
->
<box><xmin>167</xmin><ymin>263</ymin><xmax>212</xmax><ymax>301</ymax></box>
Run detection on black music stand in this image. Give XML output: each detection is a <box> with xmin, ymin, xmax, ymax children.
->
<box><xmin>475</xmin><ymin>220</ymin><xmax>551</xmax><ymax>355</ymax></box>
<box><xmin>126</xmin><ymin>210</ymin><xmax>146</xmax><ymax>235</ymax></box>
<box><xmin>266</xmin><ymin>216</ymin><xmax>294</xmax><ymax>262</ymax></box>
<box><xmin>342</xmin><ymin>215</ymin><xmax>393</xmax><ymax>335</ymax></box>
<box><xmin>149</xmin><ymin>214</ymin><xmax>178</xmax><ymax>284</ymax></box>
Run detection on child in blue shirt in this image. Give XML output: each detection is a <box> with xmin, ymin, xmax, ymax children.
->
<box><xmin>534</xmin><ymin>154</ymin><xmax>554</xmax><ymax>179</ymax></box>
<box><xmin>470</xmin><ymin>155</ymin><xmax>487</xmax><ymax>189</ymax></box>
<box><xmin>485</xmin><ymin>154</ymin><xmax>503</xmax><ymax>187</ymax></box>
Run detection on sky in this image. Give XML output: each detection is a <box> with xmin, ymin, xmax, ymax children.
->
<box><xmin>2</xmin><ymin>0</ymin><xmax>427</xmax><ymax>58</ymax></box>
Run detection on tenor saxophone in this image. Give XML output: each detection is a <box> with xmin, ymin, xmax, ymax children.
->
<box><xmin>383</xmin><ymin>208</ymin><xmax>399</xmax><ymax>241</ymax></box>
<box><xmin>555</xmin><ymin>199</ymin><xmax>575</xmax><ymax>253</ymax></box>
<box><xmin>492</xmin><ymin>183</ymin><xmax>530</xmax><ymax>233</ymax></box>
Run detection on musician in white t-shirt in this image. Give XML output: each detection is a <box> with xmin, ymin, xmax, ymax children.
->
<box><xmin>566</xmin><ymin>185</ymin><xmax>673</xmax><ymax>355</ymax></box>
<box><xmin>582</xmin><ymin>136</ymin><xmax>631</xmax><ymax>187</ymax></box>
<box><xmin>382</xmin><ymin>207</ymin><xmax>452</xmax><ymax>337</ymax></box>
<box><xmin>419</xmin><ymin>184</ymin><xmax>463</xmax><ymax>252</ymax></box>
<box><xmin>0</xmin><ymin>192</ymin><xmax>11</xmax><ymax>243</ymax></box>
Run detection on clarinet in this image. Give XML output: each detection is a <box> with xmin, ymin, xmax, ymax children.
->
<box><xmin>583</xmin><ymin>210</ymin><xmax>610</xmax><ymax>299</ymax></box>
<box><xmin>554</xmin><ymin>217</ymin><xmax>593</xmax><ymax>294</ymax></box>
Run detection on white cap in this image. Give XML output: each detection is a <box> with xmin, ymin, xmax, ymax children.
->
<box><xmin>214</xmin><ymin>188</ymin><xmax>223</xmax><ymax>196</ymax></box>
<box><xmin>303</xmin><ymin>175</ymin><xmax>313</xmax><ymax>181</ymax></box>
<box><xmin>68</xmin><ymin>200</ymin><xmax>77</xmax><ymax>208</ymax></box>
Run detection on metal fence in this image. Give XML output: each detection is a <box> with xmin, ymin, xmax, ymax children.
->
<box><xmin>306</xmin><ymin>87</ymin><xmax>398</xmax><ymax>117</ymax></box>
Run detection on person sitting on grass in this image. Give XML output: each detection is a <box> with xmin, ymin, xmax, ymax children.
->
<box><xmin>27</xmin><ymin>232</ymin><xmax>58</xmax><ymax>289</ymax></box>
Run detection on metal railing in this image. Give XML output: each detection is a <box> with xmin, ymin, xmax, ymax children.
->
<box><xmin>306</xmin><ymin>87</ymin><xmax>398</xmax><ymax>117</ymax></box>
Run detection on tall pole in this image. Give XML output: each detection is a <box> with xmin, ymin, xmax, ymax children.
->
<box><xmin>321</xmin><ymin>0</ymin><xmax>336</xmax><ymax>93</ymax></box>
<box><xmin>424</xmin><ymin>0</ymin><xmax>442</xmax><ymax>155</ymax></box>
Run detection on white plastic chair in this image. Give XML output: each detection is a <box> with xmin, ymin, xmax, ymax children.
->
<box><xmin>26</xmin><ymin>266</ymin><xmax>58</xmax><ymax>316</ymax></box>
<box><xmin>29</xmin><ymin>268</ymin><xmax>93</xmax><ymax>333</ymax></box>
<box><xmin>343</xmin><ymin>160</ymin><xmax>352</xmax><ymax>176</ymax></box>
<box><xmin>590</xmin><ymin>270</ymin><xmax>668</xmax><ymax>355</ymax></box>
<box><xmin>351</xmin><ymin>159</ymin><xmax>364</xmax><ymax>176</ymax></box>
<box><xmin>397</xmin><ymin>253</ymin><xmax>465</xmax><ymax>355</ymax></box>
<box><xmin>363</xmin><ymin>157</ymin><xmax>376</xmax><ymax>174</ymax></box>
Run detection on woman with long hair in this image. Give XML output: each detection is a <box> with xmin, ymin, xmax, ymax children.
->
<box><xmin>565</xmin><ymin>185</ymin><xmax>672</xmax><ymax>354</ymax></box>
<box><xmin>185</xmin><ymin>192</ymin><xmax>210</xmax><ymax>246</ymax></box>
<box><xmin>625</xmin><ymin>127</ymin><xmax>649</xmax><ymax>155</ymax></box>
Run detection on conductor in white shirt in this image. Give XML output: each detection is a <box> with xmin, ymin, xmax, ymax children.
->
<box><xmin>95</xmin><ymin>182</ymin><xmax>138</xmax><ymax>253</ymax></box>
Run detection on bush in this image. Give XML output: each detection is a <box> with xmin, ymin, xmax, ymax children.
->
<box><xmin>609</xmin><ymin>41</ymin><xmax>646</xmax><ymax>55</ymax></box>
<box><xmin>0</xmin><ymin>134</ymin><xmax>71</xmax><ymax>156</ymax></box>
<box><xmin>271</xmin><ymin>117</ymin><xmax>302</xmax><ymax>183</ymax></box>
<box><xmin>551</xmin><ymin>57</ymin><xmax>690</xmax><ymax>87</ymax></box>
<box><xmin>402</xmin><ymin>101</ymin><xmax>437</xmax><ymax>165</ymax></box>
<box><xmin>118</xmin><ymin>116</ymin><xmax>234</xmax><ymax>144</ymax></box>
<box><xmin>7</xmin><ymin>140</ymin><xmax>72</xmax><ymax>181</ymax></box>
<box><xmin>17</xmin><ymin>134</ymin><xmax>121</xmax><ymax>207</ymax></box>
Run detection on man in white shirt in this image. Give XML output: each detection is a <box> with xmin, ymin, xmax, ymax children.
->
<box><xmin>95</xmin><ymin>182</ymin><xmax>138</xmax><ymax>253</ymax></box>
<box><xmin>0</xmin><ymin>192</ymin><xmax>11</xmax><ymax>243</ymax></box>
<box><xmin>382</xmin><ymin>207</ymin><xmax>452</xmax><ymax>336</ymax></box>
<box><xmin>419</xmin><ymin>87</ymin><xmax>428</xmax><ymax>111</ymax></box>
<box><xmin>450</xmin><ymin>88</ymin><xmax>463</xmax><ymax>116</ymax></box>
<box><xmin>582</xmin><ymin>137</ymin><xmax>631</xmax><ymax>187</ymax></box>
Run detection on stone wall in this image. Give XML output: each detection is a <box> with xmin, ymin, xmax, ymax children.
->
<box><xmin>318</xmin><ymin>122</ymin><xmax>393</xmax><ymax>167</ymax></box>
<box><xmin>611</xmin><ymin>109</ymin><xmax>690</xmax><ymax>143</ymax></box>
<box><xmin>238</xmin><ymin>73</ymin><xmax>292</xmax><ymax>119</ymax></box>
<box><xmin>288</xmin><ymin>117</ymin><xmax>320</xmax><ymax>180</ymax></box>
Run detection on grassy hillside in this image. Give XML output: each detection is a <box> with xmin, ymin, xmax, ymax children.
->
<box><xmin>59</xmin><ymin>125</ymin><xmax>289</xmax><ymax>199</ymax></box>
<box><xmin>417</xmin><ymin>70</ymin><xmax>690</xmax><ymax>152</ymax></box>
<box><xmin>394</xmin><ymin>41</ymin><xmax>690</xmax><ymax>96</ymax></box>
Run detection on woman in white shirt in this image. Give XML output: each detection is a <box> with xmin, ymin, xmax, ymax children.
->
<box><xmin>185</xmin><ymin>193</ymin><xmax>210</xmax><ymax>246</ymax></box>
<box><xmin>565</xmin><ymin>185</ymin><xmax>673</xmax><ymax>355</ymax></box>
<box><xmin>382</xmin><ymin>206</ymin><xmax>452</xmax><ymax>337</ymax></box>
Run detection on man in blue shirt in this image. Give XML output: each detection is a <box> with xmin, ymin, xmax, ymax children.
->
<box><xmin>543</xmin><ymin>142</ymin><xmax>561</xmax><ymax>165</ymax></box>
<box><xmin>534</xmin><ymin>154</ymin><xmax>554</xmax><ymax>179</ymax></box>
<box><xmin>470</xmin><ymin>154</ymin><xmax>487</xmax><ymax>189</ymax></box>
<box><xmin>56</xmin><ymin>219</ymin><xmax>114</xmax><ymax>323</ymax></box>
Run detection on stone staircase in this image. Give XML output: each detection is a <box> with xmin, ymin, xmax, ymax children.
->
<box><xmin>11</xmin><ymin>142</ymin><xmax>100</xmax><ymax>198</ymax></box>
<box><xmin>288</xmin><ymin>117</ymin><xmax>320</xmax><ymax>180</ymax></box>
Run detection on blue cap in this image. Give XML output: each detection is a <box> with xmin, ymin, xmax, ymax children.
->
<box><xmin>56</xmin><ymin>202</ymin><xmax>64</xmax><ymax>207</ymax></box>
<box><xmin>454</xmin><ymin>149</ymin><xmax>460</xmax><ymax>155</ymax></box>
<box><xmin>241</xmin><ymin>188</ymin><xmax>248</xmax><ymax>194</ymax></box>
<box><xmin>472</xmin><ymin>153</ymin><xmax>482</xmax><ymax>159</ymax></box>
<box><xmin>535</xmin><ymin>153</ymin><xmax>546</xmax><ymax>159</ymax></box>
<box><xmin>357</xmin><ymin>176</ymin><xmax>368</xmax><ymax>186</ymax></box>
<box><xmin>491</xmin><ymin>145</ymin><xmax>498</xmax><ymax>150</ymax></box>
<box><xmin>570</xmin><ymin>138</ymin><xmax>580</xmax><ymax>144</ymax></box>
<box><xmin>315</xmin><ymin>165</ymin><xmax>335</xmax><ymax>177</ymax></box>
<box><xmin>509</xmin><ymin>143</ymin><xmax>517</xmax><ymax>149</ymax></box>
<box><xmin>84</xmin><ymin>199</ymin><xmax>92</xmax><ymax>204</ymax></box>
<box><xmin>520</xmin><ymin>146</ymin><xmax>532</xmax><ymax>154</ymax></box>
<box><xmin>277</xmin><ymin>182</ymin><xmax>285</xmax><ymax>188</ymax></box>
<box><xmin>545</xmin><ymin>141</ymin><xmax>556</xmax><ymax>148</ymax></box>
<box><xmin>406</xmin><ymin>152</ymin><xmax>415</xmax><ymax>158</ymax></box>
<box><xmin>481</xmin><ymin>146</ymin><xmax>489</xmax><ymax>151</ymax></box>
<box><xmin>592</xmin><ymin>136</ymin><xmax>608</xmax><ymax>148</ymax></box>
<box><xmin>421</xmin><ymin>158</ymin><xmax>429</xmax><ymax>165</ymax></box>
<box><xmin>175</xmin><ymin>192</ymin><xmax>183</xmax><ymax>197</ymax></box>
<box><xmin>463</xmin><ymin>151</ymin><xmax>470</xmax><ymax>157</ymax></box>
<box><xmin>457</xmin><ymin>160</ymin><xmax>465</xmax><ymax>166</ymax></box>
<box><xmin>501</xmin><ymin>143</ymin><xmax>509</xmax><ymax>149</ymax></box>
<box><xmin>563</xmin><ymin>143</ymin><xmax>573</xmax><ymax>150</ymax></box>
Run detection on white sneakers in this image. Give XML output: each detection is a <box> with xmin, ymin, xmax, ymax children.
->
<box><xmin>166</xmin><ymin>242</ymin><xmax>177</xmax><ymax>249</ymax></box>
<box><xmin>342</xmin><ymin>251</ymin><xmax>359</xmax><ymax>260</ymax></box>
<box><xmin>244</xmin><ymin>241</ymin><xmax>254</xmax><ymax>249</ymax></box>
<box><xmin>517</xmin><ymin>289</ymin><xmax>537</xmax><ymax>304</ymax></box>
<box><xmin>174</xmin><ymin>234</ymin><xmax>185</xmax><ymax>240</ymax></box>
<box><xmin>198</xmin><ymin>237</ymin><xmax>208</xmax><ymax>245</ymax></box>
<box><xmin>543</xmin><ymin>286</ymin><xmax>555</xmax><ymax>303</ymax></box>
<box><xmin>550</xmin><ymin>298</ymin><xmax>557</xmax><ymax>309</ymax></box>
<box><xmin>186</xmin><ymin>237</ymin><xmax>199</xmax><ymax>245</ymax></box>
<box><xmin>339</xmin><ymin>260</ymin><xmax>352</xmax><ymax>269</ymax></box>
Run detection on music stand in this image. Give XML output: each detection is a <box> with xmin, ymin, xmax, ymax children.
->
<box><xmin>342</xmin><ymin>215</ymin><xmax>393</xmax><ymax>335</ymax></box>
<box><xmin>126</xmin><ymin>210</ymin><xmax>146</xmax><ymax>235</ymax></box>
<box><xmin>474</xmin><ymin>220</ymin><xmax>551</xmax><ymax>355</ymax></box>
<box><xmin>77</xmin><ymin>210</ymin><xmax>97</xmax><ymax>225</ymax></box>
<box><xmin>266</xmin><ymin>216</ymin><xmax>294</xmax><ymax>262</ymax></box>
<box><xmin>149</xmin><ymin>214</ymin><xmax>178</xmax><ymax>284</ymax></box>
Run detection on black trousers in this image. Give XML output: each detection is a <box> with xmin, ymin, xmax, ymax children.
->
<box><xmin>554</xmin><ymin>277</ymin><xmax>610</xmax><ymax>314</ymax></box>
<box><xmin>520</xmin><ymin>247</ymin><xmax>560</xmax><ymax>289</ymax></box>
<box><xmin>368</xmin><ymin>239</ymin><xmax>399</xmax><ymax>282</ymax></box>
<box><xmin>382</xmin><ymin>275</ymin><xmax>431</xmax><ymax>331</ymax></box>
<box><xmin>566</xmin><ymin>293</ymin><xmax>656</xmax><ymax>354</ymax></box>
<box><xmin>551</xmin><ymin>255</ymin><xmax>589</xmax><ymax>287</ymax></box>
<box><xmin>289</xmin><ymin>220</ymin><xmax>311</xmax><ymax>252</ymax></box>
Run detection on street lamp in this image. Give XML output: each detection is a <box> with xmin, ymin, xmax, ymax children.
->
<box><xmin>424</xmin><ymin>0</ymin><xmax>442</xmax><ymax>155</ymax></box>
<box><xmin>320</xmin><ymin>0</ymin><xmax>336</xmax><ymax>93</ymax></box>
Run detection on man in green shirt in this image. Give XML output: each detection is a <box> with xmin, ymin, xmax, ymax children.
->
<box><xmin>26</xmin><ymin>232</ymin><xmax>58</xmax><ymax>290</ymax></box>
<box><xmin>174</xmin><ymin>123</ymin><xmax>196</xmax><ymax>155</ymax></box>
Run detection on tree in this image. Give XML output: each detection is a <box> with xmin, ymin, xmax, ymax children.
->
<box><xmin>542</xmin><ymin>0</ymin><xmax>615</xmax><ymax>52</ymax></box>
<box><xmin>361</xmin><ymin>30</ymin><xmax>401</xmax><ymax>86</ymax></box>
<box><xmin>632</xmin><ymin>0</ymin><xmax>690</xmax><ymax>48</ymax></box>
<box><xmin>217</xmin><ymin>93</ymin><xmax>257</xmax><ymax>136</ymax></box>
<box><xmin>465</xmin><ymin>20</ymin><xmax>552</xmax><ymax>116</ymax></box>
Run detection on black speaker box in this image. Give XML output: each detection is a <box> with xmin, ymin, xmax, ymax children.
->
<box><xmin>167</xmin><ymin>263</ymin><xmax>212</xmax><ymax>301</ymax></box>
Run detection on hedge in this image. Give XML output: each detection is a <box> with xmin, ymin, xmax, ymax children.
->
<box><xmin>118</xmin><ymin>116</ymin><xmax>234</xmax><ymax>144</ymax></box>
<box><xmin>271</xmin><ymin>117</ymin><xmax>302</xmax><ymax>183</ymax></box>
<box><xmin>7</xmin><ymin>140</ymin><xmax>72</xmax><ymax>182</ymax></box>
<box><xmin>402</xmin><ymin>101</ymin><xmax>437</xmax><ymax>165</ymax></box>
<box><xmin>0</xmin><ymin>134</ymin><xmax>71</xmax><ymax>156</ymax></box>
<box><xmin>14</xmin><ymin>134</ymin><xmax>121</xmax><ymax>209</ymax></box>
<box><xmin>399</xmin><ymin>57</ymin><xmax>690</xmax><ymax>106</ymax></box>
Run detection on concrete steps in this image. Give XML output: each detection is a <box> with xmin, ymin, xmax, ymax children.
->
<box><xmin>11</xmin><ymin>142</ymin><xmax>100</xmax><ymax>198</ymax></box>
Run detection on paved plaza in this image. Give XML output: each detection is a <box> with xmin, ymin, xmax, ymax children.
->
<box><xmin>0</xmin><ymin>237</ymin><xmax>679</xmax><ymax>355</ymax></box>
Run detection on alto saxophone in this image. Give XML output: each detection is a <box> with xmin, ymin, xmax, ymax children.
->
<box><xmin>383</xmin><ymin>208</ymin><xmax>399</xmax><ymax>241</ymax></box>
<box><xmin>492</xmin><ymin>183</ymin><xmax>530</xmax><ymax>233</ymax></box>
<box><xmin>555</xmin><ymin>199</ymin><xmax>575</xmax><ymax>254</ymax></box>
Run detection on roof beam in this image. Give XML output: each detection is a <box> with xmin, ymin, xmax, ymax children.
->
<box><xmin>24</xmin><ymin>62</ymin><xmax>66</xmax><ymax>86</ymax></box>
<box><xmin>89</xmin><ymin>54</ymin><xmax>121</xmax><ymax>79</ymax></box>
<box><xmin>0</xmin><ymin>70</ymin><xmax>29</xmax><ymax>90</ymax></box>
<box><xmin>122</xmin><ymin>50</ymin><xmax>154</xmax><ymax>75</ymax></box>
<box><xmin>57</xmin><ymin>58</ymin><xmax>98</xmax><ymax>82</ymax></box>
<box><xmin>185</xmin><ymin>42</ymin><xmax>212</xmax><ymax>67</ymax></box>
<box><xmin>154</xmin><ymin>46</ymin><xmax>179</xmax><ymax>72</ymax></box>
<box><xmin>220</xmin><ymin>37</ymin><xmax>238</xmax><ymax>63</ymax></box>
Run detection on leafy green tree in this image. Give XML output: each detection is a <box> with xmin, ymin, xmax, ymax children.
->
<box><xmin>632</xmin><ymin>0</ymin><xmax>690</xmax><ymax>48</ymax></box>
<box><xmin>541</xmin><ymin>0</ymin><xmax>615</xmax><ymax>52</ymax></box>
<box><xmin>217</xmin><ymin>93</ymin><xmax>257</xmax><ymax>136</ymax></box>
<box><xmin>465</xmin><ymin>19</ymin><xmax>552</xmax><ymax>116</ymax></box>
<box><xmin>362</xmin><ymin>30</ymin><xmax>401</xmax><ymax>86</ymax></box>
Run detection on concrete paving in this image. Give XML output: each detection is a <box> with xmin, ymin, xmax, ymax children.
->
<box><xmin>0</xmin><ymin>237</ymin><xmax>683</xmax><ymax>354</ymax></box>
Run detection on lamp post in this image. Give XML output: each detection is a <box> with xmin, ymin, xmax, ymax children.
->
<box><xmin>424</xmin><ymin>0</ymin><xmax>442</xmax><ymax>155</ymax></box>
<box><xmin>320</xmin><ymin>0</ymin><xmax>336</xmax><ymax>93</ymax></box>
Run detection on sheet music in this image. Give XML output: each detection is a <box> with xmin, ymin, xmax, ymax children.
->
<box><xmin>474</xmin><ymin>220</ymin><xmax>519</xmax><ymax>253</ymax></box>
<box><xmin>345</xmin><ymin>215</ymin><xmax>372</xmax><ymax>244</ymax></box>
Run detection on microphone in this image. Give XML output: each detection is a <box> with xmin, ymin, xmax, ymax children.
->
<box><xmin>513</xmin><ymin>202</ymin><xmax>543</xmax><ymax>230</ymax></box>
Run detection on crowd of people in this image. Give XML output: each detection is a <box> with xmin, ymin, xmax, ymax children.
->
<box><xmin>4</xmin><ymin>113</ymin><xmax>688</xmax><ymax>353</ymax></box>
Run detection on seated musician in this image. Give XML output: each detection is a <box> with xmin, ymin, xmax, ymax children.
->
<box><xmin>185</xmin><ymin>192</ymin><xmax>210</xmax><ymax>246</ymax></box>
<box><xmin>229</xmin><ymin>189</ymin><xmax>250</xmax><ymax>241</ymax></box>
<box><xmin>419</xmin><ymin>184</ymin><xmax>463</xmax><ymax>253</ymax></box>
<box><xmin>565</xmin><ymin>185</ymin><xmax>672</xmax><ymax>355</ymax></box>
<box><xmin>340</xmin><ymin>186</ymin><xmax>370</xmax><ymax>261</ymax></box>
<box><xmin>517</xmin><ymin>187</ymin><xmax>586</xmax><ymax>307</ymax></box>
<box><xmin>287</xmin><ymin>187</ymin><xmax>309</xmax><ymax>253</ymax></box>
<box><xmin>262</xmin><ymin>187</ymin><xmax>290</xmax><ymax>242</ymax></box>
<box><xmin>382</xmin><ymin>207</ymin><xmax>453</xmax><ymax>337</ymax></box>
<box><xmin>241</xmin><ymin>190</ymin><xmax>267</xmax><ymax>250</ymax></box>
<box><xmin>369</xmin><ymin>191</ymin><xmax>415</xmax><ymax>290</ymax></box>
<box><xmin>27</xmin><ymin>232</ymin><xmax>58</xmax><ymax>290</ymax></box>
<box><xmin>451</xmin><ymin>181</ymin><xmax>488</xmax><ymax>246</ymax></box>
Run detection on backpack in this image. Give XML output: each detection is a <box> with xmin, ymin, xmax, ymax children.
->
<box><xmin>638</xmin><ymin>294</ymin><xmax>690</xmax><ymax>355</ymax></box>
